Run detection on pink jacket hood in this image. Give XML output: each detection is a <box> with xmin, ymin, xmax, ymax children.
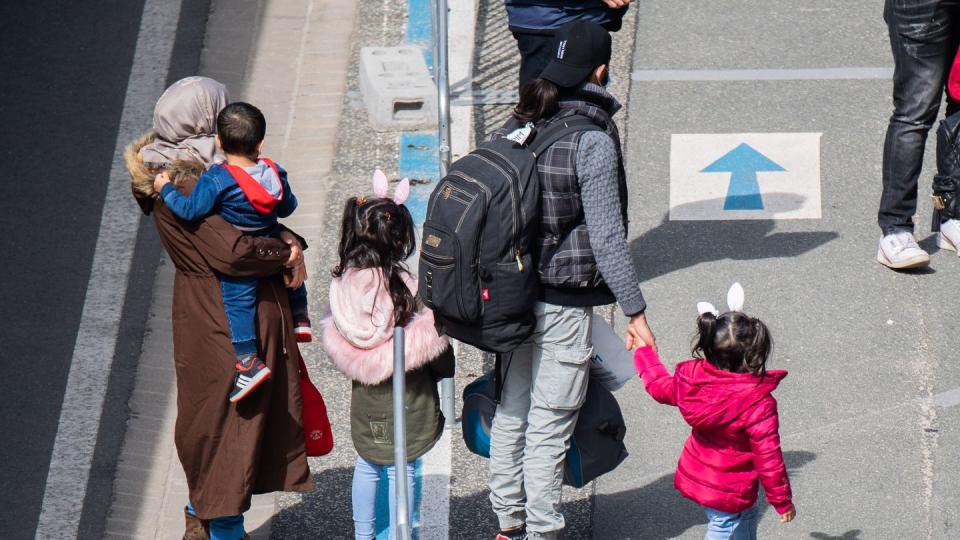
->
<box><xmin>674</xmin><ymin>360</ymin><xmax>786</xmax><ymax>430</ymax></box>
<box><xmin>320</xmin><ymin>268</ymin><xmax>448</xmax><ymax>385</ymax></box>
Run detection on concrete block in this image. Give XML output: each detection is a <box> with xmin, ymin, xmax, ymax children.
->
<box><xmin>358</xmin><ymin>46</ymin><xmax>437</xmax><ymax>131</ymax></box>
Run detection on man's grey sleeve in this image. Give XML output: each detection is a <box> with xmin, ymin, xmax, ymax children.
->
<box><xmin>577</xmin><ymin>130</ymin><xmax>647</xmax><ymax>316</ymax></box>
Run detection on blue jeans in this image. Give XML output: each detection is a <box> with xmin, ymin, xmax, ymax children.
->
<box><xmin>220</xmin><ymin>275</ymin><xmax>309</xmax><ymax>357</ymax></box>
<box><xmin>186</xmin><ymin>501</ymin><xmax>245</xmax><ymax>540</ymax></box>
<box><xmin>703</xmin><ymin>505</ymin><xmax>758</xmax><ymax>540</ymax></box>
<box><xmin>352</xmin><ymin>455</ymin><xmax>415</xmax><ymax>540</ymax></box>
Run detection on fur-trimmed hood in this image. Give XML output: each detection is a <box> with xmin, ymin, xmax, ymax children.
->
<box><xmin>125</xmin><ymin>131</ymin><xmax>206</xmax><ymax>215</ymax></box>
<box><xmin>320</xmin><ymin>268</ymin><xmax>448</xmax><ymax>385</ymax></box>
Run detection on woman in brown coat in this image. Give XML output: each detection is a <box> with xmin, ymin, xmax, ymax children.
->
<box><xmin>126</xmin><ymin>77</ymin><xmax>312</xmax><ymax>539</ymax></box>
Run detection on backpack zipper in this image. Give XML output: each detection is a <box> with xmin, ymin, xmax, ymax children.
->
<box><xmin>471</xmin><ymin>151</ymin><xmax>525</xmax><ymax>272</ymax></box>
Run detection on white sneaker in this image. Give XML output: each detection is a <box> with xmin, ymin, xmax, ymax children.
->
<box><xmin>938</xmin><ymin>219</ymin><xmax>960</xmax><ymax>254</ymax></box>
<box><xmin>877</xmin><ymin>232</ymin><xmax>930</xmax><ymax>269</ymax></box>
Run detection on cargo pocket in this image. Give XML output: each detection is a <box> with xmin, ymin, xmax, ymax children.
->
<box><xmin>538</xmin><ymin>348</ymin><xmax>592</xmax><ymax>410</ymax></box>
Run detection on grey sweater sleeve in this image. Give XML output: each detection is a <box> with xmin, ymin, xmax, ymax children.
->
<box><xmin>577</xmin><ymin>130</ymin><xmax>646</xmax><ymax>316</ymax></box>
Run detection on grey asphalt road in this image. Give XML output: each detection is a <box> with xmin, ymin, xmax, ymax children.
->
<box><xmin>0</xmin><ymin>1</ymin><xmax>208</xmax><ymax>537</ymax></box>
<box><xmin>596</xmin><ymin>1</ymin><xmax>960</xmax><ymax>539</ymax></box>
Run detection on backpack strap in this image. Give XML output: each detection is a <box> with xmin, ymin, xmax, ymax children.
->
<box><xmin>493</xmin><ymin>353</ymin><xmax>511</xmax><ymax>404</ymax></box>
<box><xmin>528</xmin><ymin>115</ymin><xmax>604</xmax><ymax>157</ymax></box>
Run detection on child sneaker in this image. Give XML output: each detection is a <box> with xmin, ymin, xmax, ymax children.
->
<box><xmin>229</xmin><ymin>358</ymin><xmax>272</xmax><ymax>403</ymax></box>
<box><xmin>295</xmin><ymin>320</ymin><xmax>313</xmax><ymax>343</ymax></box>
<box><xmin>495</xmin><ymin>527</ymin><xmax>527</xmax><ymax>540</ymax></box>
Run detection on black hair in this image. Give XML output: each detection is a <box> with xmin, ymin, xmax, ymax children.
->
<box><xmin>216</xmin><ymin>102</ymin><xmax>266</xmax><ymax>158</ymax></box>
<box><xmin>513</xmin><ymin>78</ymin><xmax>561</xmax><ymax>124</ymax></box>
<box><xmin>692</xmin><ymin>311</ymin><xmax>772</xmax><ymax>377</ymax></box>
<box><xmin>332</xmin><ymin>195</ymin><xmax>417</xmax><ymax>327</ymax></box>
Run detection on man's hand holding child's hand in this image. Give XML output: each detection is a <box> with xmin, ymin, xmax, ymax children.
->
<box><xmin>153</xmin><ymin>172</ymin><xmax>171</xmax><ymax>193</ymax></box>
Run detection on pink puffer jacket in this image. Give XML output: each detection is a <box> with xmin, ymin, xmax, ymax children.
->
<box><xmin>634</xmin><ymin>346</ymin><xmax>793</xmax><ymax>514</ymax></box>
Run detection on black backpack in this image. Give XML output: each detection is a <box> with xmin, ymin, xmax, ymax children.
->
<box><xmin>419</xmin><ymin>116</ymin><xmax>601</xmax><ymax>352</ymax></box>
<box><xmin>461</xmin><ymin>356</ymin><xmax>628</xmax><ymax>488</ymax></box>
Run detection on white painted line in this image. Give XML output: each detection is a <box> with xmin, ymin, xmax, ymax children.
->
<box><xmin>933</xmin><ymin>387</ymin><xmax>960</xmax><ymax>409</ymax></box>
<box><xmin>418</xmin><ymin>429</ymin><xmax>452</xmax><ymax>539</ymax></box>
<box><xmin>411</xmin><ymin>0</ymin><xmax>477</xmax><ymax>536</ymax></box>
<box><xmin>34</xmin><ymin>0</ymin><xmax>181</xmax><ymax>537</ymax></box>
<box><xmin>669</xmin><ymin>132</ymin><xmax>822</xmax><ymax>221</ymax></box>
<box><xmin>632</xmin><ymin>67</ymin><xmax>893</xmax><ymax>82</ymax></box>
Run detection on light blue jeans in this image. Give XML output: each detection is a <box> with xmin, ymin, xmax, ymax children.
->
<box><xmin>186</xmin><ymin>501</ymin><xmax>245</xmax><ymax>540</ymax></box>
<box><xmin>352</xmin><ymin>455</ymin><xmax>416</xmax><ymax>540</ymax></box>
<box><xmin>704</xmin><ymin>505</ymin><xmax>758</xmax><ymax>540</ymax></box>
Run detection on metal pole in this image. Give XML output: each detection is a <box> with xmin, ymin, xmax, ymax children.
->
<box><xmin>392</xmin><ymin>327</ymin><xmax>412</xmax><ymax>540</ymax></box>
<box><xmin>433</xmin><ymin>0</ymin><xmax>457</xmax><ymax>430</ymax></box>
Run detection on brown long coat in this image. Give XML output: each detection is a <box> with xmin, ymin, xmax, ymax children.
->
<box><xmin>127</xmin><ymin>134</ymin><xmax>313</xmax><ymax>518</ymax></box>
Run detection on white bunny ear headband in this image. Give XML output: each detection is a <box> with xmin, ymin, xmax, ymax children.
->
<box><xmin>697</xmin><ymin>282</ymin><xmax>745</xmax><ymax>317</ymax></box>
<box><xmin>360</xmin><ymin>168</ymin><xmax>410</xmax><ymax>205</ymax></box>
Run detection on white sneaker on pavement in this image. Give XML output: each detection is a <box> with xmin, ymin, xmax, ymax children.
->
<box><xmin>877</xmin><ymin>231</ymin><xmax>930</xmax><ymax>269</ymax></box>
<box><xmin>938</xmin><ymin>219</ymin><xmax>960</xmax><ymax>254</ymax></box>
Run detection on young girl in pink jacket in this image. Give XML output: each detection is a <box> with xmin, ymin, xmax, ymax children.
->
<box><xmin>633</xmin><ymin>285</ymin><xmax>796</xmax><ymax>539</ymax></box>
<box><xmin>320</xmin><ymin>170</ymin><xmax>452</xmax><ymax>540</ymax></box>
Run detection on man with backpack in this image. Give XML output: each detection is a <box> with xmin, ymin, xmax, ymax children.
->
<box><xmin>486</xmin><ymin>22</ymin><xmax>654</xmax><ymax>540</ymax></box>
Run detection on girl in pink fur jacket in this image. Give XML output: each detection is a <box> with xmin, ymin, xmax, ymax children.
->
<box><xmin>320</xmin><ymin>170</ymin><xmax>452</xmax><ymax>540</ymax></box>
<box><xmin>633</xmin><ymin>284</ymin><xmax>796</xmax><ymax>540</ymax></box>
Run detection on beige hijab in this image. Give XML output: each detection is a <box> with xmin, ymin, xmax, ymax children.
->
<box><xmin>139</xmin><ymin>76</ymin><xmax>229</xmax><ymax>168</ymax></box>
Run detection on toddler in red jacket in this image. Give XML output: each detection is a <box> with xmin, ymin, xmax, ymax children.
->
<box><xmin>633</xmin><ymin>283</ymin><xmax>795</xmax><ymax>539</ymax></box>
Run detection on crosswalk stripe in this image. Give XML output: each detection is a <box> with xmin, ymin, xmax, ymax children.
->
<box><xmin>34</xmin><ymin>1</ymin><xmax>183</xmax><ymax>538</ymax></box>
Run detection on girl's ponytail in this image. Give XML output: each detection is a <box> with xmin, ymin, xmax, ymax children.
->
<box><xmin>513</xmin><ymin>78</ymin><xmax>560</xmax><ymax>124</ymax></box>
<box><xmin>333</xmin><ymin>195</ymin><xmax>418</xmax><ymax>327</ymax></box>
<box><xmin>332</xmin><ymin>197</ymin><xmax>360</xmax><ymax>278</ymax></box>
<box><xmin>743</xmin><ymin>317</ymin><xmax>772</xmax><ymax>377</ymax></box>
<box><xmin>692</xmin><ymin>312</ymin><xmax>718</xmax><ymax>361</ymax></box>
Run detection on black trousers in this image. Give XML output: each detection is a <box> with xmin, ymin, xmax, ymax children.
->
<box><xmin>879</xmin><ymin>0</ymin><xmax>960</xmax><ymax>234</ymax></box>
<box><xmin>514</xmin><ymin>32</ymin><xmax>555</xmax><ymax>89</ymax></box>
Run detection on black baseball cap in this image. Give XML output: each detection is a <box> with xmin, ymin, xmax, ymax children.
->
<box><xmin>539</xmin><ymin>21</ymin><xmax>612</xmax><ymax>89</ymax></box>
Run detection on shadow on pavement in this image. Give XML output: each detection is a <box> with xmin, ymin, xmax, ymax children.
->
<box><xmin>809</xmin><ymin>530</ymin><xmax>863</xmax><ymax>540</ymax></box>
<box><xmin>254</xmin><ymin>465</ymin><xmax>356</xmax><ymax>539</ymax></box>
<box><xmin>595</xmin><ymin>450</ymin><xmax>817</xmax><ymax>540</ymax></box>
<box><xmin>631</xmin><ymin>196</ymin><xmax>839</xmax><ymax>283</ymax></box>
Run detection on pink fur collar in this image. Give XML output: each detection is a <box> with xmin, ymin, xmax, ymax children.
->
<box><xmin>321</xmin><ymin>268</ymin><xmax>448</xmax><ymax>385</ymax></box>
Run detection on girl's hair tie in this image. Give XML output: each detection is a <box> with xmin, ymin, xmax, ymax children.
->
<box><xmin>356</xmin><ymin>195</ymin><xmax>367</xmax><ymax>205</ymax></box>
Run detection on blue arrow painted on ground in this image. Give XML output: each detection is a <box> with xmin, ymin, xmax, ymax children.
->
<box><xmin>700</xmin><ymin>142</ymin><xmax>785</xmax><ymax>210</ymax></box>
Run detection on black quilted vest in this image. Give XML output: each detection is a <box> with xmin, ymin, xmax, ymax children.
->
<box><xmin>536</xmin><ymin>86</ymin><xmax>627</xmax><ymax>305</ymax></box>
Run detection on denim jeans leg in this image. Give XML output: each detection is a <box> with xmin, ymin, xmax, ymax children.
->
<box><xmin>386</xmin><ymin>461</ymin><xmax>416</xmax><ymax>540</ymax></box>
<box><xmin>352</xmin><ymin>456</ymin><xmax>380</xmax><ymax>540</ymax></box>
<box><xmin>523</xmin><ymin>303</ymin><xmax>593</xmax><ymax>540</ymax></box>
<box><xmin>288</xmin><ymin>283</ymin><xmax>309</xmax><ymax>322</ymax></box>
<box><xmin>879</xmin><ymin>0</ymin><xmax>960</xmax><ymax>233</ymax></box>
<box><xmin>514</xmin><ymin>32</ymin><xmax>555</xmax><ymax>88</ymax></box>
<box><xmin>703</xmin><ymin>506</ymin><xmax>758</xmax><ymax>540</ymax></box>
<box><xmin>489</xmin><ymin>341</ymin><xmax>534</xmax><ymax>530</ymax></box>
<box><xmin>219</xmin><ymin>275</ymin><xmax>259</xmax><ymax>357</ymax></box>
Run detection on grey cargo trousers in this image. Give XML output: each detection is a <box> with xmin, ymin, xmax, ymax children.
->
<box><xmin>489</xmin><ymin>302</ymin><xmax>594</xmax><ymax>540</ymax></box>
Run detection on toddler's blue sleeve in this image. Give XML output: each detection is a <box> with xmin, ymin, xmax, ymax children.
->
<box><xmin>161</xmin><ymin>174</ymin><xmax>221</xmax><ymax>222</ymax></box>
<box><xmin>275</xmin><ymin>168</ymin><xmax>299</xmax><ymax>219</ymax></box>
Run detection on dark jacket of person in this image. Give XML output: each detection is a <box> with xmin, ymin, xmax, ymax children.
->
<box><xmin>505</xmin><ymin>0</ymin><xmax>628</xmax><ymax>34</ymax></box>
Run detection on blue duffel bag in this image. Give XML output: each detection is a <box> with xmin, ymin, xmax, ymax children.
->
<box><xmin>461</xmin><ymin>355</ymin><xmax>629</xmax><ymax>488</ymax></box>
